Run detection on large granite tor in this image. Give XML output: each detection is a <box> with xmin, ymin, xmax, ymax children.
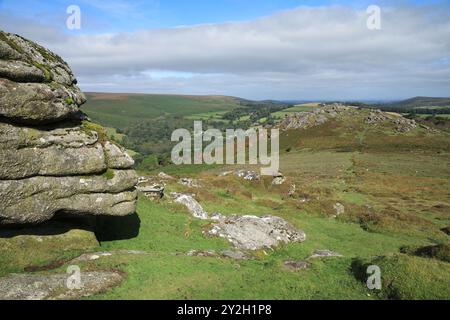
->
<box><xmin>0</xmin><ymin>31</ymin><xmax>138</xmax><ymax>225</ymax></box>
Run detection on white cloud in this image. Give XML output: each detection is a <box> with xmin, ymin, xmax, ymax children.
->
<box><xmin>1</xmin><ymin>4</ymin><xmax>450</xmax><ymax>99</ymax></box>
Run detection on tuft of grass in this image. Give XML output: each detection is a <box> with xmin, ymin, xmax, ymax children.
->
<box><xmin>0</xmin><ymin>31</ymin><xmax>25</xmax><ymax>54</ymax></box>
<box><xmin>352</xmin><ymin>254</ymin><xmax>450</xmax><ymax>300</ymax></box>
<box><xmin>64</xmin><ymin>97</ymin><xmax>74</xmax><ymax>105</ymax></box>
<box><xmin>102</xmin><ymin>169</ymin><xmax>115</xmax><ymax>180</ymax></box>
<box><xmin>400</xmin><ymin>243</ymin><xmax>450</xmax><ymax>262</ymax></box>
<box><xmin>81</xmin><ymin>120</ymin><xmax>108</xmax><ymax>143</ymax></box>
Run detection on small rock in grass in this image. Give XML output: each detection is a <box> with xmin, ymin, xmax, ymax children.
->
<box><xmin>309</xmin><ymin>250</ymin><xmax>343</xmax><ymax>259</ymax></box>
<box><xmin>208</xmin><ymin>215</ymin><xmax>306</xmax><ymax>250</ymax></box>
<box><xmin>333</xmin><ymin>202</ymin><xmax>345</xmax><ymax>217</ymax></box>
<box><xmin>0</xmin><ymin>271</ymin><xmax>123</xmax><ymax>300</ymax></box>
<box><xmin>170</xmin><ymin>192</ymin><xmax>208</xmax><ymax>220</ymax></box>
<box><xmin>284</xmin><ymin>260</ymin><xmax>311</xmax><ymax>271</ymax></box>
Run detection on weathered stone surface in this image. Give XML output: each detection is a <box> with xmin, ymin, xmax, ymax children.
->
<box><xmin>0</xmin><ymin>60</ymin><xmax>46</xmax><ymax>82</ymax></box>
<box><xmin>0</xmin><ymin>30</ymin><xmax>138</xmax><ymax>225</ymax></box>
<box><xmin>332</xmin><ymin>202</ymin><xmax>345</xmax><ymax>218</ymax></box>
<box><xmin>0</xmin><ymin>31</ymin><xmax>85</xmax><ymax>124</ymax></box>
<box><xmin>0</xmin><ymin>144</ymin><xmax>106</xmax><ymax>180</ymax></box>
<box><xmin>178</xmin><ymin>177</ymin><xmax>201</xmax><ymax>188</ymax></box>
<box><xmin>0</xmin><ymin>170</ymin><xmax>138</xmax><ymax>224</ymax></box>
<box><xmin>0</xmin><ymin>271</ymin><xmax>123</xmax><ymax>300</ymax></box>
<box><xmin>221</xmin><ymin>249</ymin><xmax>251</xmax><ymax>260</ymax></box>
<box><xmin>69</xmin><ymin>250</ymin><xmax>148</xmax><ymax>263</ymax></box>
<box><xmin>158</xmin><ymin>172</ymin><xmax>176</xmax><ymax>180</ymax></box>
<box><xmin>0</xmin><ymin>31</ymin><xmax>77</xmax><ymax>86</ymax></box>
<box><xmin>235</xmin><ymin>170</ymin><xmax>260</xmax><ymax>181</ymax></box>
<box><xmin>208</xmin><ymin>215</ymin><xmax>306</xmax><ymax>250</ymax></box>
<box><xmin>309</xmin><ymin>250</ymin><xmax>343</xmax><ymax>259</ymax></box>
<box><xmin>184</xmin><ymin>249</ymin><xmax>251</xmax><ymax>260</ymax></box>
<box><xmin>0</xmin><ymin>121</ymin><xmax>98</xmax><ymax>149</ymax></box>
<box><xmin>170</xmin><ymin>192</ymin><xmax>208</xmax><ymax>220</ymax></box>
<box><xmin>104</xmin><ymin>141</ymin><xmax>135</xmax><ymax>169</ymax></box>
<box><xmin>137</xmin><ymin>182</ymin><xmax>165</xmax><ymax>200</ymax></box>
<box><xmin>272</xmin><ymin>173</ymin><xmax>286</xmax><ymax>185</ymax></box>
<box><xmin>284</xmin><ymin>260</ymin><xmax>311</xmax><ymax>271</ymax></box>
<box><xmin>278</xmin><ymin>104</ymin><xmax>355</xmax><ymax>131</ymax></box>
<box><xmin>366</xmin><ymin>109</ymin><xmax>417</xmax><ymax>133</ymax></box>
<box><xmin>0</xmin><ymin>78</ymin><xmax>81</xmax><ymax>124</ymax></box>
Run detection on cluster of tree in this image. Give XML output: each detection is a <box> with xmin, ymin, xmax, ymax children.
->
<box><xmin>120</xmin><ymin>115</ymin><xmax>192</xmax><ymax>156</ymax></box>
<box><xmin>117</xmin><ymin>101</ymin><xmax>290</xmax><ymax>170</ymax></box>
<box><xmin>223</xmin><ymin>102</ymin><xmax>290</xmax><ymax>123</ymax></box>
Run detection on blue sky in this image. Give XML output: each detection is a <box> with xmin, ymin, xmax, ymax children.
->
<box><xmin>0</xmin><ymin>0</ymin><xmax>449</xmax><ymax>99</ymax></box>
<box><xmin>1</xmin><ymin>0</ymin><xmax>447</xmax><ymax>32</ymax></box>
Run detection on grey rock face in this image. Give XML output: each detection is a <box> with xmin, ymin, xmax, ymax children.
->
<box><xmin>0</xmin><ymin>31</ymin><xmax>85</xmax><ymax>124</ymax></box>
<box><xmin>332</xmin><ymin>202</ymin><xmax>345</xmax><ymax>218</ymax></box>
<box><xmin>185</xmin><ymin>249</ymin><xmax>251</xmax><ymax>260</ymax></box>
<box><xmin>178</xmin><ymin>177</ymin><xmax>201</xmax><ymax>188</ymax></box>
<box><xmin>235</xmin><ymin>170</ymin><xmax>260</xmax><ymax>181</ymax></box>
<box><xmin>208</xmin><ymin>215</ymin><xmax>306</xmax><ymax>250</ymax></box>
<box><xmin>284</xmin><ymin>260</ymin><xmax>311</xmax><ymax>271</ymax></box>
<box><xmin>309</xmin><ymin>250</ymin><xmax>343</xmax><ymax>259</ymax></box>
<box><xmin>0</xmin><ymin>60</ymin><xmax>46</xmax><ymax>82</ymax></box>
<box><xmin>104</xmin><ymin>141</ymin><xmax>135</xmax><ymax>169</ymax></box>
<box><xmin>272</xmin><ymin>173</ymin><xmax>286</xmax><ymax>185</ymax></box>
<box><xmin>278</xmin><ymin>104</ymin><xmax>355</xmax><ymax>131</ymax></box>
<box><xmin>366</xmin><ymin>109</ymin><xmax>417</xmax><ymax>132</ymax></box>
<box><xmin>0</xmin><ymin>143</ymin><xmax>107</xmax><ymax>180</ymax></box>
<box><xmin>0</xmin><ymin>78</ymin><xmax>81</xmax><ymax>124</ymax></box>
<box><xmin>0</xmin><ymin>170</ymin><xmax>138</xmax><ymax>224</ymax></box>
<box><xmin>170</xmin><ymin>192</ymin><xmax>208</xmax><ymax>220</ymax></box>
<box><xmin>137</xmin><ymin>181</ymin><xmax>165</xmax><ymax>200</ymax></box>
<box><xmin>0</xmin><ymin>271</ymin><xmax>123</xmax><ymax>300</ymax></box>
<box><xmin>0</xmin><ymin>31</ymin><xmax>138</xmax><ymax>225</ymax></box>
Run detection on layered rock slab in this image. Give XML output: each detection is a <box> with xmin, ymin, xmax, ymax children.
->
<box><xmin>0</xmin><ymin>271</ymin><xmax>123</xmax><ymax>300</ymax></box>
<box><xmin>208</xmin><ymin>215</ymin><xmax>306</xmax><ymax>250</ymax></box>
<box><xmin>0</xmin><ymin>31</ymin><xmax>138</xmax><ymax>225</ymax></box>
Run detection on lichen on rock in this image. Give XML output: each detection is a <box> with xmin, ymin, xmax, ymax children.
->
<box><xmin>0</xmin><ymin>30</ymin><xmax>138</xmax><ymax>225</ymax></box>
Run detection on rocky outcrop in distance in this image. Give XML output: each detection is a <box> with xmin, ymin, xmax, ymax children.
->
<box><xmin>278</xmin><ymin>103</ymin><xmax>418</xmax><ymax>133</ymax></box>
<box><xmin>0</xmin><ymin>31</ymin><xmax>138</xmax><ymax>225</ymax></box>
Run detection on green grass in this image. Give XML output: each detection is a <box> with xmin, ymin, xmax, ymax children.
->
<box><xmin>105</xmin><ymin>127</ymin><xmax>126</xmax><ymax>143</ymax></box>
<box><xmin>0</xmin><ymin>227</ymin><xmax>98</xmax><ymax>277</ymax></box>
<box><xmin>84</xmin><ymin>138</ymin><xmax>448</xmax><ymax>299</ymax></box>
<box><xmin>79</xmin><ymin>183</ymin><xmax>442</xmax><ymax>299</ymax></box>
<box><xmin>352</xmin><ymin>254</ymin><xmax>450</xmax><ymax>300</ymax></box>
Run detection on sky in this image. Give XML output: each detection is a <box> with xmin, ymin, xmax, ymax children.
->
<box><xmin>0</xmin><ymin>0</ymin><xmax>449</xmax><ymax>100</ymax></box>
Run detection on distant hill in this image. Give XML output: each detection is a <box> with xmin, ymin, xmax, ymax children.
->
<box><xmin>81</xmin><ymin>92</ymin><xmax>289</xmax><ymax>129</ymax></box>
<box><xmin>81</xmin><ymin>93</ymin><xmax>246</xmax><ymax>128</ymax></box>
<box><xmin>380</xmin><ymin>97</ymin><xmax>450</xmax><ymax>111</ymax></box>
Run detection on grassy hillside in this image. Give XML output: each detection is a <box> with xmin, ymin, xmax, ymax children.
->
<box><xmin>386</xmin><ymin>97</ymin><xmax>450</xmax><ymax>109</ymax></box>
<box><xmin>81</xmin><ymin>93</ymin><xmax>244</xmax><ymax>128</ymax></box>
<box><xmin>2</xmin><ymin>105</ymin><xmax>449</xmax><ymax>299</ymax></box>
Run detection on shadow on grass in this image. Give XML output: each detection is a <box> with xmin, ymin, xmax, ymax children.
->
<box><xmin>0</xmin><ymin>212</ymin><xmax>141</xmax><ymax>242</ymax></box>
<box><xmin>94</xmin><ymin>213</ymin><xmax>141</xmax><ymax>242</ymax></box>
